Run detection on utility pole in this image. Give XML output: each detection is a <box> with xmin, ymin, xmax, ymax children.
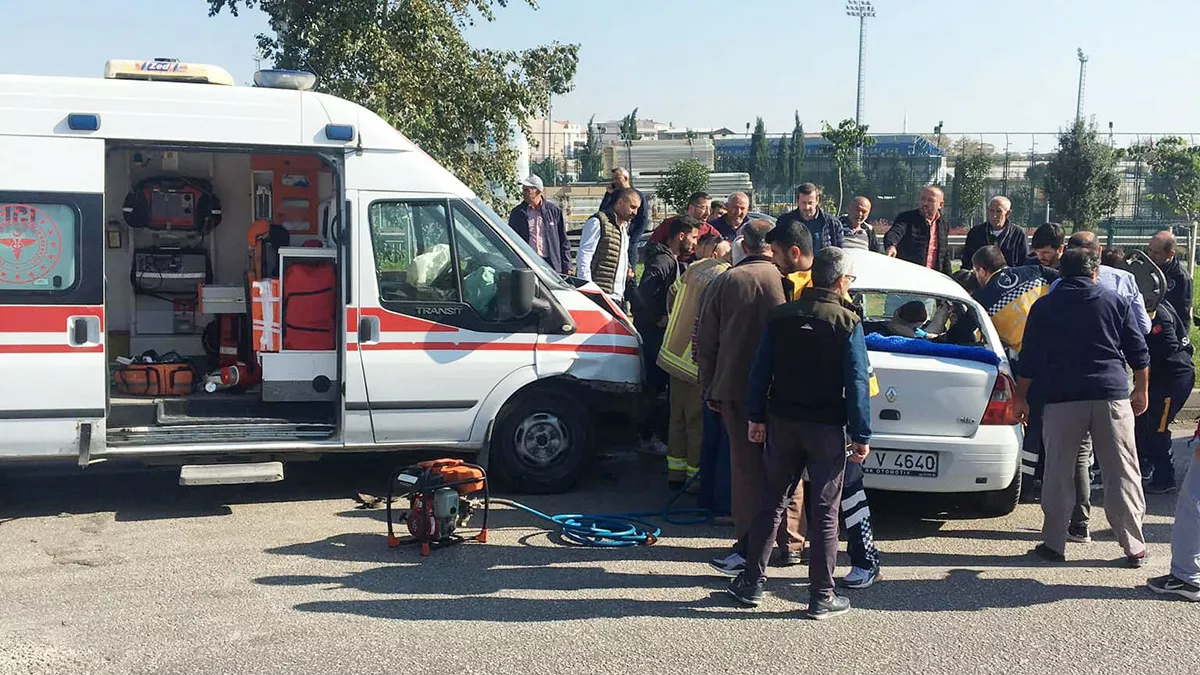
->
<box><xmin>847</xmin><ymin>1</ymin><xmax>875</xmax><ymax>165</ymax></box>
<box><xmin>1075</xmin><ymin>48</ymin><xmax>1089</xmax><ymax>124</ymax></box>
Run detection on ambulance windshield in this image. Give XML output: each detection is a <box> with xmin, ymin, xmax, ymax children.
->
<box><xmin>468</xmin><ymin>196</ymin><xmax>571</xmax><ymax>290</ymax></box>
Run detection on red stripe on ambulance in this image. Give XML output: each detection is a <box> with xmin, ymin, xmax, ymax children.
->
<box><xmin>0</xmin><ymin>305</ymin><xmax>104</xmax><ymax>333</ymax></box>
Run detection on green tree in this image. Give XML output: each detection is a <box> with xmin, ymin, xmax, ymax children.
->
<box><xmin>530</xmin><ymin>156</ymin><xmax>562</xmax><ymax>187</ymax></box>
<box><xmin>1139</xmin><ymin>136</ymin><xmax>1200</xmax><ymax>222</ymax></box>
<box><xmin>789</xmin><ymin>112</ymin><xmax>806</xmax><ymax>185</ymax></box>
<box><xmin>206</xmin><ymin>0</ymin><xmax>579</xmax><ymax>206</ymax></box>
<box><xmin>749</xmin><ymin>117</ymin><xmax>770</xmax><ymax>190</ymax></box>
<box><xmin>821</xmin><ymin>119</ymin><xmax>877</xmax><ymax>213</ymax></box>
<box><xmin>1044</xmin><ymin>121</ymin><xmax>1121</xmax><ymax>230</ymax></box>
<box><xmin>576</xmin><ymin>115</ymin><xmax>603</xmax><ymax>182</ymax></box>
<box><xmin>772</xmin><ymin>134</ymin><xmax>791</xmax><ymax>191</ymax></box>
<box><xmin>619</xmin><ymin>108</ymin><xmax>641</xmax><ymax>141</ymax></box>
<box><xmin>655</xmin><ymin>159</ymin><xmax>711</xmax><ymax>214</ymax></box>
<box><xmin>952</xmin><ymin>152</ymin><xmax>993</xmax><ymax>224</ymax></box>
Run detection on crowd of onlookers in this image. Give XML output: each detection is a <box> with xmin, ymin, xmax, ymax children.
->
<box><xmin>508</xmin><ymin>168</ymin><xmax>1200</xmax><ymax>617</ymax></box>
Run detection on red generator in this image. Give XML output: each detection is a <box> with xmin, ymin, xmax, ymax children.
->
<box><xmin>386</xmin><ymin>459</ymin><xmax>490</xmax><ymax>557</ymax></box>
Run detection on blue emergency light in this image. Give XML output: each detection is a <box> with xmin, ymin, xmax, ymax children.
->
<box><xmin>67</xmin><ymin>113</ymin><xmax>101</xmax><ymax>131</ymax></box>
<box><xmin>325</xmin><ymin>124</ymin><xmax>356</xmax><ymax>142</ymax></box>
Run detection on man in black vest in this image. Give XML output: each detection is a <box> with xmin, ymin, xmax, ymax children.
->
<box><xmin>724</xmin><ymin>247</ymin><xmax>872</xmax><ymax>621</ymax></box>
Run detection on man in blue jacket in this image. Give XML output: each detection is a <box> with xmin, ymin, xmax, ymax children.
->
<box><xmin>775</xmin><ymin>183</ymin><xmax>845</xmax><ymax>251</ymax></box>
<box><xmin>1014</xmin><ymin>247</ymin><xmax>1151</xmax><ymax>567</ymax></box>
<box><xmin>506</xmin><ymin>174</ymin><xmax>570</xmax><ymax>274</ymax></box>
<box><xmin>723</xmin><ymin>247</ymin><xmax>871</xmax><ymax>621</ymax></box>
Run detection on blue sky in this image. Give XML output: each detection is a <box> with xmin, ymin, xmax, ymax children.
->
<box><xmin>4</xmin><ymin>0</ymin><xmax>1199</xmax><ymax>139</ymax></box>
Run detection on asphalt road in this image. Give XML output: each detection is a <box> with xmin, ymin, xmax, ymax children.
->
<box><xmin>1</xmin><ymin>428</ymin><xmax>1197</xmax><ymax>675</ymax></box>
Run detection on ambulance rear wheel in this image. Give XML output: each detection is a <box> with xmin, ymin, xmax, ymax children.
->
<box><xmin>490</xmin><ymin>390</ymin><xmax>591</xmax><ymax>494</ymax></box>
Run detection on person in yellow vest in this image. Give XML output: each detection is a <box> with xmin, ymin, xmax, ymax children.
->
<box><xmin>765</xmin><ymin>220</ymin><xmax>884</xmax><ymax>589</ymax></box>
<box><xmin>659</xmin><ymin>234</ymin><xmax>731</xmax><ymax>488</ymax></box>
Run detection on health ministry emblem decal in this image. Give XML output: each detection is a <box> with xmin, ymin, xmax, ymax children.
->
<box><xmin>0</xmin><ymin>204</ymin><xmax>62</xmax><ymax>285</ymax></box>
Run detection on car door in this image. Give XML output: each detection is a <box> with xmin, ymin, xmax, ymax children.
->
<box><xmin>352</xmin><ymin>193</ymin><xmax>537</xmax><ymax>443</ymax></box>
<box><xmin>0</xmin><ymin>136</ymin><xmax>106</xmax><ymax>459</ymax></box>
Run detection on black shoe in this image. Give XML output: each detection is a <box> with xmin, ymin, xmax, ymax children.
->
<box><xmin>1147</xmin><ymin>574</ymin><xmax>1200</xmax><ymax>602</ymax></box>
<box><xmin>1125</xmin><ymin>550</ymin><xmax>1148</xmax><ymax>569</ymax></box>
<box><xmin>725</xmin><ymin>573</ymin><xmax>764</xmax><ymax>607</ymax></box>
<box><xmin>1019</xmin><ymin>478</ymin><xmax>1042</xmax><ymax>504</ymax></box>
<box><xmin>668</xmin><ymin>480</ymin><xmax>686</xmax><ymax>492</ymax></box>
<box><xmin>1066</xmin><ymin>525</ymin><xmax>1091</xmax><ymax>544</ymax></box>
<box><xmin>807</xmin><ymin>593</ymin><xmax>851</xmax><ymax>620</ymax></box>
<box><xmin>771</xmin><ymin>548</ymin><xmax>808</xmax><ymax>567</ymax></box>
<box><xmin>1031</xmin><ymin>543</ymin><xmax>1066</xmax><ymax>562</ymax></box>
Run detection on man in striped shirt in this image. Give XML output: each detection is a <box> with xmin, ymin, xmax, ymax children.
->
<box><xmin>840</xmin><ymin>196</ymin><xmax>881</xmax><ymax>253</ymax></box>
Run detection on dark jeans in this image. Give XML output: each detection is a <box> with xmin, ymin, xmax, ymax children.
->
<box><xmin>1135</xmin><ymin>373</ymin><xmax>1194</xmax><ymax>488</ymax></box>
<box><xmin>638</xmin><ymin>325</ymin><xmax>668</xmax><ymax>442</ymax></box>
<box><xmin>698</xmin><ymin>406</ymin><xmax>732</xmax><ymax>517</ymax></box>
<box><xmin>746</xmin><ymin>415</ymin><xmax>846</xmax><ymax>599</ymax></box>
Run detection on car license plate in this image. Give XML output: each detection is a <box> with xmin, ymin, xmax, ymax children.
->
<box><xmin>863</xmin><ymin>450</ymin><xmax>938</xmax><ymax>477</ymax></box>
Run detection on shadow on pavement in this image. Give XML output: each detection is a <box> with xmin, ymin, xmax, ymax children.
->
<box><xmin>775</xmin><ymin>568</ymin><xmax>1156</xmax><ymax>613</ymax></box>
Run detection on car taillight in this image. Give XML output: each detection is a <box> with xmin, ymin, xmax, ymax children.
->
<box><xmin>981</xmin><ymin>372</ymin><xmax>1019</xmax><ymax>425</ymax></box>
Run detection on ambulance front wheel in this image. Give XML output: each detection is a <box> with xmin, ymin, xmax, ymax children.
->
<box><xmin>489</xmin><ymin>389</ymin><xmax>592</xmax><ymax>494</ymax></box>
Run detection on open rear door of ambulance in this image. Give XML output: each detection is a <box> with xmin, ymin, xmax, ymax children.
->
<box><xmin>0</xmin><ymin>136</ymin><xmax>106</xmax><ymax>461</ymax></box>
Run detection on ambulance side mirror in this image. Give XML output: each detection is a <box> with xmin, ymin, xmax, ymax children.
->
<box><xmin>511</xmin><ymin>269</ymin><xmax>536</xmax><ymax>318</ymax></box>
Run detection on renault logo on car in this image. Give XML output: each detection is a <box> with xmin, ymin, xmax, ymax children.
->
<box><xmin>885</xmin><ymin>386</ymin><xmax>898</xmax><ymax>403</ymax></box>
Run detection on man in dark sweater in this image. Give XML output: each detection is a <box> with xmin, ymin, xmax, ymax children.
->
<box><xmin>960</xmin><ymin>196</ymin><xmax>1029</xmax><ymax>269</ymax></box>
<box><xmin>1148</xmin><ymin>230</ymin><xmax>1194</xmax><ymax>332</ymax></box>
<box><xmin>884</xmin><ymin>186</ymin><xmax>951</xmax><ymax>275</ymax></box>
<box><xmin>724</xmin><ymin>246</ymin><xmax>871</xmax><ymax>621</ymax></box>
<box><xmin>775</xmin><ymin>183</ymin><xmax>845</xmax><ymax>251</ymax></box>
<box><xmin>1014</xmin><ymin>247</ymin><xmax>1151</xmax><ymax>567</ymax></box>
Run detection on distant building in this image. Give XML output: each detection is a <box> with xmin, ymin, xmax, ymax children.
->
<box><xmin>527</xmin><ymin>118</ymin><xmax>586</xmax><ymax>160</ymax></box>
<box><xmin>603</xmin><ymin>138</ymin><xmax>716</xmax><ymax>177</ymax></box>
<box><xmin>593</xmin><ymin>118</ymin><xmax>671</xmax><ymax>144</ymax></box>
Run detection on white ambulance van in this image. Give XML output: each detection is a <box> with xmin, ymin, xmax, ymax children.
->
<box><xmin>0</xmin><ymin>59</ymin><xmax>641</xmax><ymax>493</ymax></box>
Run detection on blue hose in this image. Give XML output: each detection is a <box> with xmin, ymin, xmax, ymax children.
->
<box><xmin>492</xmin><ymin>472</ymin><xmax>710</xmax><ymax>547</ymax></box>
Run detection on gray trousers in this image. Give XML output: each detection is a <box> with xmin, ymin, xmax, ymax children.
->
<box><xmin>1042</xmin><ymin>399</ymin><xmax>1146</xmax><ymax>556</ymax></box>
<box><xmin>1172</xmin><ymin>453</ymin><xmax>1200</xmax><ymax>586</ymax></box>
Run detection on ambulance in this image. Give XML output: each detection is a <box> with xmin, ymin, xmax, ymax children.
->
<box><xmin>0</xmin><ymin>59</ymin><xmax>642</xmax><ymax>493</ymax></box>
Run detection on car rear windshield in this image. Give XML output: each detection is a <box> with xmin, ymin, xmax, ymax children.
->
<box><xmin>852</xmin><ymin>291</ymin><xmax>986</xmax><ymax>347</ymax></box>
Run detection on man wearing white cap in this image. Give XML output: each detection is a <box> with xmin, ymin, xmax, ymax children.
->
<box><xmin>507</xmin><ymin>174</ymin><xmax>570</xmax><ymax>274</ymax></box>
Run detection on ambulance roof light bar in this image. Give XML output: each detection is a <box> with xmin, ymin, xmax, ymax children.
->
<box><xmin>253</xmin><ymin>69</ymin><xmax>318</xmax><ymax>92</ymax></box>
<box><xmin>104</xmin><ymin>58</ymin><xmax>236</xmax><ymax>86</ymax></box>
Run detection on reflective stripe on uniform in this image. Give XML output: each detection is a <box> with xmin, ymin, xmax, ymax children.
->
<box><xmin>1158</xmin><ymin>397</ymin><xmax>1173</xmax><ymax>433</ymax></box>
<box><xmin>667</xmin><ymin>456</ymin><xmax>688</xmax><ymax>472</ymax></box>
<box><xmin>686</xmin><ymin>465</ymin><xmax>700</xmax><ymax>477</ymax></box>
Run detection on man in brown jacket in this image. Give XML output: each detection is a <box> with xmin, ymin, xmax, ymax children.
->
<box><xmin>696</xmin><ymin>219</ymin><xmax>806</xmax><ymax>575</ymax></box>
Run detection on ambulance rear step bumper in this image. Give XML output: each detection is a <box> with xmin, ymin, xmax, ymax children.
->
<box><xmin>180</xmin><ymin>461</ymin><xmax>284</xmax><ymax>486</ymax></box>
<box><xmin>106</xmin><ymin>423</ymin><xmax>336</xmax><ymax>447</ymax></box>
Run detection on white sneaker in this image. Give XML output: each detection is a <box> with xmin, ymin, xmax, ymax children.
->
<box><xmin>839</xmin><ymin>566</ymin><xmax>881</xmax><ymax>590</ymax></box>
<box><xmin>708</xmin><ymin>551</ymin><xmax>746</xmax><ymax>577</ymax></box>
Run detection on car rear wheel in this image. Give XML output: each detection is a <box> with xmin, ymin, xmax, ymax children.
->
<box><xmin>976</xmin><ymin>465</ymin><xmax>1021</xmax><ymax>516</ymax></box>
<box><xmin>488</xmin><ymin>388</ymin><xmax>592</xmax><ymax>494</ymax></box>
